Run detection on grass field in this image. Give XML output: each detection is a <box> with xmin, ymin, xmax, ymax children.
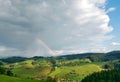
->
<box><xmin>50</xmin><ymin>64</ymin><xmax>102</xmax><ymax>81</ymax></box>
<box><xmin>0</xmin><ymin>75</ymin><xmax>46</xmax><ymax>82</ymax></box>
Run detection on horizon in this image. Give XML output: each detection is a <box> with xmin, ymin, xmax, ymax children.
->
<box><xmin>0</xmin><ymin>0</ymin><xmax>120</xmax><ymax>57</ymax></box>
<box><xmin>1</xmin><ymin>50</ymin><xmax>120</xmax><ymax>58</ymax></box>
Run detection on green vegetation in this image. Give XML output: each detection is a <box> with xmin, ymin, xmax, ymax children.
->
<box><xmin>0</xmin><ymin>66</ymin><xmax>13</xmax><ymax>76</ymax></box>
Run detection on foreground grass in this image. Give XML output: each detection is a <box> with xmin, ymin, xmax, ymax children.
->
<box><xmin>0</xmin><ymin>75</ymin><xmax>46</xmax><ymax>82</ymax></box>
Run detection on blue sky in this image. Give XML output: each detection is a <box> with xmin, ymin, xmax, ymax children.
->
<box><xmin>106</xmin><ymin>0</ymin><xmax>120</xmax><ymax>50</ymax></box>
<box><xmin>0</xmin><ymin>0</ymin><xmax>120</xmax><ymax>57</ymax></box>
<box><xmin>107</xmin><ymin>0</ymin><xmax>120</xmax><ymax>38</ymax></box>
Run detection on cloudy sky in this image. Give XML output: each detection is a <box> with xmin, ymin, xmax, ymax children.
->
<box><xmin>0</xmin><ymin>0</ymin><xmax>120</xmax><ymax>57</ymax></box>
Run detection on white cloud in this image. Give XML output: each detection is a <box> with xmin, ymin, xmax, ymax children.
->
<box><xmin>106</xmin><ymin>7</ymin><xmax>116</xmax><ymax>13</ymax></box>
<box><xmin>0</xmin><ymin>46</ymin><xmax>6</xmax><ymax>52</ymax></box>
<box><xmin>111</xmin><ymin>42</ymin><xmax>120</xmax><ymax>46</ymax></box>
<box><xmin>0</xmin><ymin>0</ymin><xmax>113</xmax><ymax>57</ymax></box>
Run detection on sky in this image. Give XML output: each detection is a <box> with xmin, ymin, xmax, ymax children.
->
<box><xmin>0</xmin><ymin>0</ymin><xmax>120</xmax><ymax>57</ymax></box>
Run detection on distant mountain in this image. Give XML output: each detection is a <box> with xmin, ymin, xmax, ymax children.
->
<box><xmin>104</xmin><ymin>50</ymin><xmax>120</xmax><ymax>61</ymax></box>
<box><xmin>1</xmin><ymin>50</ymin><xmax>120</xmax><ymax>63</ymax></box>
<box><xmin>58</xmin><ymin>50</ymin><xmax>120</xmax><ymax>61</ymax></box>
<box><xmin>57</xmin><ymin>53</ymin><xmax>105</xmax><ymax>60</ymax></box>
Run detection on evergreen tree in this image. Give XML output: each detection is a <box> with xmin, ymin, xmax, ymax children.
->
<box><xmin>82</xmin><ymin>69</ymin><xmax>120</xmax><ymax>82</ymax></box>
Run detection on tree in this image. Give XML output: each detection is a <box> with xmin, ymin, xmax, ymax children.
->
<box><xmin>82</xmin><ymin>69</ymin><xmax>120</xmax><ymax>82</ymax></box>
<box><xmin>0</xmin><ymin>61</ymin><xmax>3</xmax><ymax>66</ymax></box>
<box><xmin>0</xmin><ymin>66</ymin><xmax>6</xmax><ymax>74</ymax></box>
<box><xmin>0</xmin><ymin>66</ymin><xmax>14</xmax><ymax>76</ymax></box>
<box><xmin>6</xmin><ymin>70</ymin><xmax>13</xmax><ymax>76</ymax></box>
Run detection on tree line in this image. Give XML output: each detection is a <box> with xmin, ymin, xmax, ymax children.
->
<box><xmin>0</xmin><ymin>66</ymin><xmax>13</xmax><ymax>76</ymax></box>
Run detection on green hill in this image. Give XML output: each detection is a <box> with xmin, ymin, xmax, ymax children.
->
<box><xmin>50</xmin><ymin>64</ymin><xmax>102</xmax><ymax>81</ymax></box>
<box><xmin>11</xmin><ymin>59</ymin><xmax>52</xmax><ymax>79</ymax></box>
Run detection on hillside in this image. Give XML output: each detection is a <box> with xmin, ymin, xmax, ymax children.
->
<box><xmin>57</xmin><ymin>50</ymin><xmax>120</xmax><ymax>61</ymax></box>
<box><xmin>6</xmin><ymin>59</ymin><xmax>52</xmax><ymax>79</ymax></box>
<box><xmin>50</xmin><ymin>64</ymin><xmax>102</xmax><ymax>81</ymax></box>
